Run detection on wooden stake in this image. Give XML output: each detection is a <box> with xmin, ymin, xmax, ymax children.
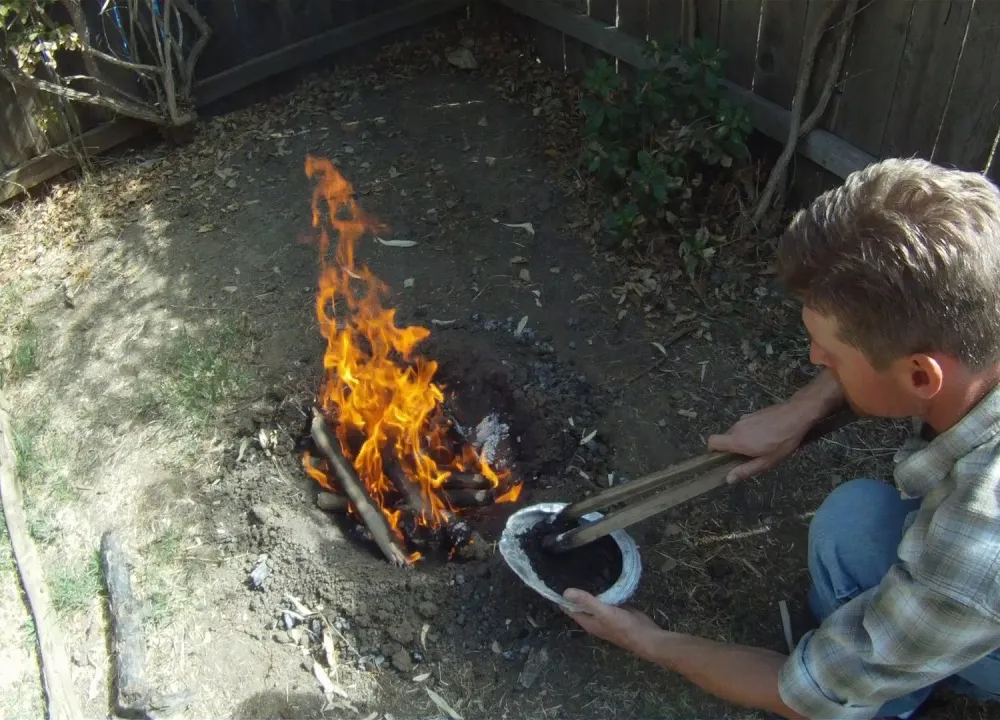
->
<box><xmin>310</xmin><ymin>408</ymin><xmax>411</xmax><ymax>567</ymax></box>
<box><xmin>0</xmin><ymin>393</ymin><xmax>83</xmax><ymax>720</ymax></box>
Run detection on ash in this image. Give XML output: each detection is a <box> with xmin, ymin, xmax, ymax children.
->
<box><xmin>474</xmin><ymin>413</ymin><xmax>509</xmax><ymax>468</ymax></box>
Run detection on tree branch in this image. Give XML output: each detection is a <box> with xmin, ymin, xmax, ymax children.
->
<box><xmin>173</xmin><ymin>0</ymin><xmax>210</xmax><ymax>98</ymax></box>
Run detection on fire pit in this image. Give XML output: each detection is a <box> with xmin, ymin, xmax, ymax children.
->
<box><xmin>298</xmin><ymin>156</ymin><xmax>523</xmax><ymax>565</ymax></box>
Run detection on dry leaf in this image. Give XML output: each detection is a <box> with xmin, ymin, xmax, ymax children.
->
<box><xmin>425</xmin><ymin>687</ymin><xmax>463</xmax><ymax>720</ymax></box>
<box><xmin>509</xmin><ymin>256</ymin><xmax>527</xmax><ymax>264</ymax></box>
<box><xmin>403</xmin><ymin>278</ymin><xmax>415</xmax><ymax>288</ymax></box>
<box><xmin>412</xmin><ymin>672</ymin><xmax>431</xmax><ymax>683</ymax></box>
<box><xmin>485</xmin><ymin>156</ymin><xmax>497</xmax><ymax>167</ymax></box>
<box><xmin>491</xmin><ymin>640</ymin><xmax>502</xmax><ymax>655</ymax></box>
<box><xmin>197</xmin><ymin>224</ymin><xmax>214</xmax><ymax>233</ymax></box>
<box><xmin>312</xmin><ymin>662</ymin><xmax>349</xmax><ymax>699</ymax></box>
<box><xmin>223</xmin><ymin>285</ymin><xmax>237</xmax><ymax>293</ymax></box>
<box><xmin>651</xmin><ymin>341</ymin><xmax>668</xmax><ymax>357</ymax></box>
<box><xmin>421</xmin><ymin>623</ymin><xmax>430</xmax><ymax>649</ymax></box>
<box><xmin>580</xmin><ymin>430</ymin><xmax>597</xmax><ymax>446</ymax></box>
<box><xmin>678</xmin><ymin>409</ymin><xmax>698</xmax><ymax>419</ymax></box>
<box><xmin>514</xmin><ymin>316</ymin><xmax>528</xmax><ymax>337</ymax></box>
<box><xmin>518</xmin><ymin>268</ymin><xmax>531</xmax><ymax>282</ymax></box>
<box><xmin>431</xmin><ymin>319</ymin><xmax>456</xmax><ymax>326</ymax></box>
<box><xmin>322</xmin><ymin>630</ymin><xmax>337</xmax><ymax>669</ymax></box>
<box><xmin>389</xmin><ymin>166</ymin><xmax>401</xmax><ymax>178</ymax></box>
<box><xmin>447</xmin><ymin>47</ymin><xmax>477</xmax><ymax>69</ymax></box>
<box><xmin>376</xmin><ymin>236</ymin><xmax>418</xmax><ymax>248</ymax></box>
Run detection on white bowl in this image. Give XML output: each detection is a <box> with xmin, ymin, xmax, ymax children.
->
<box><xmin>498</xmin><ymin>502</ymin><xmax>642</xmax><ymax>612</ymax></box>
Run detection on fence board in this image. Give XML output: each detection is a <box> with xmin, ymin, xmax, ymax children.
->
<box><xmin>828</xmin><ymin>0</ymin><xmax>910</xmax><ymax>156</ymax></box>
<box><xmin>881</xmin><ymin>0</ymin><xmax>972</xmax><ymax>160</ymax></box>
<box><xmin>753</xmin><ymin>0</ymin><xmax>807</xmax><ymax>108</ymax></box>
<box><xmin>618</xmin><ymin>0</ymin><xmax>648</xmax><ymax>40</ymax></box>
<box><xmin>932</xmin><ymin>1</ymin><xmax>1000</xmax><ymax>171</ymax></box>
<box><xmin>718</xmin><ymin>0</ymin><xmax>762</xmax><ymax>88</ymax></box>
<box><xmin>798</xmin><ymin>0</ymin><xmax>843</xmax><ymax>134</ymax></box>
<box><xmin>695</xmin><ymin>0</ymin><xmax>721</xmax><ymax>46</ymax></box>
<box><xmin>648</xmin><ymin>0</ymin><xmax>683</xmax><ymax>45</ymax></box>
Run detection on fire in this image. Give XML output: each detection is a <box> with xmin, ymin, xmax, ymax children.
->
<box><xmin>301</xmin><ymin>156</ymin><xmax>520</xmax><ymax>554</ymax></box>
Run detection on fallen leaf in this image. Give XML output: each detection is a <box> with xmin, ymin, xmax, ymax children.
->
<box><xmin>425</xmin><ymin>687</ymin><xmax>464</xmax><ymax>720</ymax></box>
<box><xmin>580</xmin><ymin>430</ymin><xmax>597</xmax><ymax>446</ymax></box>
<box><xmin>514</xmin><ymin>316</ymin><xmax>528</xmax><ymax>337</ymax></box>
<box><xmin>518</xmin><ymin>268</ymin><xmax>531</xmax><ymax>282</ymax></box>
<box><xmin>485</xmin><ymin>156</ymin><xmax>497</xmax><ymax>167</ymax></box>
<box><xmin>389</xmin><ymin>166</ymin><xmax>401</xmax><ymax>178</ymax></box>
<box><xmin>431</xmin><ymin>319</ymin><xmax>456</xmax><ymax>326</ymax></box>
<box><xmin>509</xmin><ymin>256</ymin><xmax>527</xmax><ymax>264</ymax></box>
<box><xmin>421</xmin><ymin>623</ymin><xmax>429</xmax><ymax>649</ymax></box>
<box><xmin>312</xmin><ymin>662</ymin><xmax>349</xmax><ymax>700</ymax></box>
<box><xmin>491</xmin><ymin>640</ymin><xmax>502</xmax><ymax>655</ymax></box>
<box><xmin>322</xmin><ymin>630</ymin><xmax>337</xmax><ymax>669</ymax></box>
<box><xmin>223</xmin><ymin>285</ymin><xmax>237</xmax><ymax>293</ymax></box>
<box><xmin>651</xmin><ymin>342</ymin><xmax>668</xmax><ymax>357</ymax></box>
<box><xmin>376</xmin><ymin>236</ymin><xmax>418</xmax><ymax>248</ymax></box>
<box><xmin>677</xmin><ymin>409</ymin><xmax>698</xmax><ymax>419</ymax></box>
<box><xmin>413</xmin><ymin>672</ymin><xmax>431</xmax><ymax>683</ymax></box>
<box><xmin>403</xmin><ymin>278</ymin><xmax>415</xmax><ymax>288</ymax></box>
<box><xmin>197</xmin><ymin>223</ymin><xmax>214</xmax><ymax>233</ymax></box>
<box><xmin>447</xmin><ymin>47</ymin><xmax>477</xmax><ymax>69</ymax></box>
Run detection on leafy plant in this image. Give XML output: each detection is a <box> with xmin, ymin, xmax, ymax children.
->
<box><xmin>580</xmin><ymin>37</ymin><xmax>752</xmax><ymax>275</ymax></box>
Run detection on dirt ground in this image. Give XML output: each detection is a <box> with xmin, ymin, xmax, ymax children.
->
<box><xmin>1</xmin><ymin>18</ymin><xmax>996</xmax><ymax>720</ymax></box>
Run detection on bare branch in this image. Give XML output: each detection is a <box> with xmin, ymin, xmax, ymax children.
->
<box><xmin>173</xmin><ymin>0</ymin><xmax>210</xmax><ymax>97</ymax></box>
<box><xmin>82</xmin><ymin>45</ymin><xmax>160</xmax><ymax>75</ymax></box>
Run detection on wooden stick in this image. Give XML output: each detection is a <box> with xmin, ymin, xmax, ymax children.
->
<box><xmin>384</xmin><ymin>460</ymin><xmax>472</xmax><ymax>550</ymax></box>
<box><xmin>316</xmin><ymin>491</ymin><xmax>349</xmax><ymax>513</ymax></box>
<box><xmin>310</xmin><ymin>408</ymin><xmax>411</xmax><ymax>567</ymax></box>
<box><xmin>779</xmin><ymin>600</ymin><xmax>796</xmax><ymax>654</ymax></box>
<box><xmin>546</xmin><ymin>408</ymin><xmax>855</xmax><ymax>551</ymax></box>
<box><xmin>443</xmin><ymin>472</ymin><xmax>492</xmax><ymax>490</ymax></box>
<box><xmin>0</xmin><ymin>394</ymin><xmax>83</xmax><ymax>720</ymax></box>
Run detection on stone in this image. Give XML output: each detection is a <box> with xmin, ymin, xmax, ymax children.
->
<box><xmin>391</xmin><ymin>648</ymin><xmax>414</xmax><ymax>673</ymax></box>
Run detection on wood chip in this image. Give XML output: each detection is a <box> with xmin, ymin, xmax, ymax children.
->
<box><xmin>412</xmin><ymin>672</ymin><xmax>431</xmax><ymax>682</ymax></box>
<box><xmin>376</xmin><ymin>236</ymin><xmax>417</xmax><ymax>248</ymax></box>
<box><xmin>312</xmin><ymin>661</ymin><xmax>350</xmax><ymax>700</ymax></box>
<box><xmin>514</xmin><ymin>316</ymin><xmax>528</xmax><ymax>337</ymax></box>
<box><xmin>425</xmin><ymin>687</ymin><xmax>463</xmax><ymax>720</ymax></box>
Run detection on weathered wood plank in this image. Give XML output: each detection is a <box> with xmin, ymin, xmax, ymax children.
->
<box><xmin>695</xmin><ymin>0</ymin><xmax>722</xmax><ymax>46</ymax></box>
<box><xmin>932</xmin><ymin>1</ymin><xmax>1000</xmax><ymax>171</ymax></box>
<box><xmin>0</xmin><ymin>119</ymin><xmax>147</xmax><ymax>204</ymax></box>
<box><xmin>617</xmin><ymin>0</ymin><xmax>648</xmax><ymax>40</ymax></box>
<box><xmin>648</xmin><ymin>0</ymin><xmax>684</xmax><ymax>45</ymax></box>
<box><xmin>195</xmin><ymin>0</ymin><xmax>251</xmax><ymax>79</ymax></box>
<box><xmin>194</xmin><ymin>0</ymin><xmax>469</xmax><ymax>107</ymax></box>
<box><xmin>881</xmin><ymin>0</ymin><xmax>973</xmax><ymax>160</ymax></box>
<box><xmin>717</xmin><ymin>0</ymin><xmax>762</xmax><ymax>88</ymax></box>
<box><xmin>533</xmin><ymin>21</ymin><xmax>567</xmax><ymax>70</ymax></box>
<box><xmin>0</xmin><ymin>81</ymin><xmax>36</xmax><ymax>170</ymax></box>
<box><xmin>493</xmin><ymin>0</ymin><xmax>875</xmax><ymax>177</ymax></box>
<box><xmin>829</xmin><ymin>0</ymin><xmax>911</xmax><ymax>155</ymax></box>
<box><xmin>753</xmin><ymin>0</ymin><xmax>808</xmax><ymax>109</ymax></box>
<box><xmin>589</xmin><ymin>0</ymin><xmax>617</xmax><ymax>25</ymax></box>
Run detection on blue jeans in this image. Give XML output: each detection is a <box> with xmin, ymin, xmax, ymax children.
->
<box><xmin>809</xmin><ymin>478</ymin><xmax>1000</xmax><ymax>717</ymax></box>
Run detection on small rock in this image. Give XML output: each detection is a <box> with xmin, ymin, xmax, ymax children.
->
<box><xmin>316</xmin><ymin>492</ymin><xmax>348</xmax><ymax>512</ymax></box>
<box><xmin>660</xmin><ymin>557</ymin><xmax>678</xmax><ymax>574</ymax></box>
<box><xmin>518</xmin><ymin>646</ymin><xmax>550</xmax><ymax>689</ymax></box>
<box><xmin>289</xmin><ymin>627</ymin><xmax>307</xmax><ymax>645</ymax></box>
<box><xmin>273</xmin><ymin>630</ymin><xmax>292</xmax><ymax>644</ymax></box>
<box><xmin>425</xmin><ymin>208</ymin><xmax>439</xmax><ymax>224</ymax></box>
<box><xmin>447</xmin><ymin>47</ymin><xmax>478</xmax><ymax>69</ymax></box>
<box><xmin>391</xmin><ymin>648</ymin><xmax>414</xmax><ymax>673</ymax></box>
<box><xmin>417</xmin><ymin>601</ymin><xmax>438</xmax><ymax>619</ymax></box>
<box><xmin>248</xmin><ymin>559</ymin><xmax>269</xmax><ymax>590</ymax></box>
<box><xmin>455</xmin><ymin>574</ymin><xmax>465</xmax><ymax>586</ymax></box>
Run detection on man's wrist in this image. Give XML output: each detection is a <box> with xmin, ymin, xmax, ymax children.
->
<box><xmin>628</xmin><ymin>627</ymin><xmax>677</xmax><ymax>666</ymax></box>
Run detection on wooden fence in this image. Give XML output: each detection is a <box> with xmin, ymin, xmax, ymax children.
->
<box><xmin>0</xmin><ymin>0</ymin><xmax>461</xmax><ymax>184</ymax></box>
<box><xmin>518</xmin><ymin>0</ymin><xmax>1000</xmax><ymax>182</ymax></box>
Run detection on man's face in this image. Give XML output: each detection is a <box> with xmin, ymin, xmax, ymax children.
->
<box><xmin>802</xmin><ymin>306</ymin><xmax>926</xmax><ymax>418</ymax></box>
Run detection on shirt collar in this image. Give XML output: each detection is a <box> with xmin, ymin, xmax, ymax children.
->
<box><xmin>894</xmin><ymin>382</ymin><xmax>1000</xmax><ymax>497</ymax></box>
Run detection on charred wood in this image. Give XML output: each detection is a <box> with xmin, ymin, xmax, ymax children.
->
<box><xmin>310</xmin><ymin>408</ymin><xmax>411</xmax><ymax>567</ymax></box>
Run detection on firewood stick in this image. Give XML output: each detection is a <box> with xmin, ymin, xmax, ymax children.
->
<box><xmin>443</xmin><ymin>472</ymin><xmax>492</xmax><ymax>490</ymax></box>
<box><xmin>0</xmin><ymin>394</ymin><xmax>83</xmax><ymax>720</ymax></box>
<box><xmin>316</xmin><ymin>491</ymin><xmax>349</xmax><ymax>513</ymax></box>
<box><xmin>310</xmin><ymin>408</ymin><xmax>411</xmax><ymax>567</ymax></box>
<box><xmin>443</xmin><ymin>488</ymin><xmax>496</xmax><ymax>507</ymax></box>
<box><xmin>384</xmin><ymin>460</ymin><xmax>472</xmax><ymax>549</ymax></box>
<box><xmin>101</xmin><ymin>529</ymin><xmax>195</xmax><ymax>718</ymax></box>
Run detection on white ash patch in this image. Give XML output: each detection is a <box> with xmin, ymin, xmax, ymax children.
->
<box><xmin>473</xmin><ymin>413</ymin><xmax>509</xmax><ymax>468</ymax></box>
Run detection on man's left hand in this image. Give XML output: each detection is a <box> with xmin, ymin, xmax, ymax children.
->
<box><xmin>562</xmin><ymin>588</ymin><xmax>663</xmax><ymax>657</ymax></box>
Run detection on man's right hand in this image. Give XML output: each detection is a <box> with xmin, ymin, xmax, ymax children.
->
<box><xmin>707</xmin><ymin>369</ymin><xmax>845</xmax><ymax>484</ymax></box>
<box><xmin>706</xmin><ymin>402</ymin><xmax>814</xmax><ymax>484</ymax></box>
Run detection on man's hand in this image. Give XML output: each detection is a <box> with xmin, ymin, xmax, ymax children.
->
<box><xmin>706</xmin><ymin>402</ymin><xmax>813</xmax><ymax>484</ymax></box>
<box><xmin>562</xmin><ymin>589</ymin><xmax>663</xmax><ymax>658</ymax></box>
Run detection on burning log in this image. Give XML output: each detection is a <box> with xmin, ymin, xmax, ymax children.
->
<box><xmin>310</xmin><ymin>408</ymin><xmax>411</xmax><ymax>567</ymax></box>
<box><xmin>383</xmin><ymin>460</ymin><xmax>473</xmax><ymax>550</ymax></box>
<box><xmin>443</xmin><ymin>472</ymin><xmax>492</xmax><ymax>490</ymax></box>
<box><xmin>444</xmin><ymin>488</ymin><xmax>496</xmax><ymax>508</ymax></box>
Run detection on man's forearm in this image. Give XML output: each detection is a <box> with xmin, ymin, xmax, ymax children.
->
<box><xmin>790</xmin><ymin>368</ymin><xmax>845</xmax><ymax>419</ymax></box>
<box><xmin>631</xmin><ymin>629</ymin><xmax>805</xmax><ymax>719</ymax></box>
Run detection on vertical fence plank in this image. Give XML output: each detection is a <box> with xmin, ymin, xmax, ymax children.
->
<box><xmin>648</xmin><ymin>0</ymin><xmax>683</xmax><ymax>45</ymax></box>
<box><xmin>589</xmin><ymin>0</ymin><xmax>617</xmax><ymax>25</ymax></box>
<box><xmin>618</xmin><ymin>0</ymin><xmax>648</xmax><ymax>40</ymax></box>
<box><xmin>881</xmin><ymin>1</ymin><xmax>972</xmax><ymax>160</ymax></box>
<box><xmin>0</xmin><ymin>82</ymin><xmax>35</xmax><ymax>170</ymax></box>
<box><xmin>196</xmin><ymin>0</ymin><xmax>252</xmax><ymax>79</ymax></box>
<box><xmin>695</xmin><ymin>0</ymin><xmax>721</xmax><ymax>47</ymax></box>
<box><xmin>717</xmin><ymin>0</ymin><xmax>762</xmax><ymax>88</ymax></box>
<box><xmin>932</xmin><ymin>1</ymin><xmax>1000</xmax><ymax>171</ymax></box>
<box><xmin>753</xmin><ymin>0</ymin><xmax>808</xmax><ymax>109</ymax></box>
<box><xmin>827</xmin><ymin>0</ymin><xmax>910</xmax><ymax>156</ymax></box>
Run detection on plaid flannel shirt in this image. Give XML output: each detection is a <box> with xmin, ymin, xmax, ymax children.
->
<box><xmin>778</xmin><ymin>383</ymin><xmax>1000</xmax><ymax>719</ymax></box>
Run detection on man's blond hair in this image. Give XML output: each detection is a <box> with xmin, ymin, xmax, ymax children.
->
<box><xmin>779</xmin><ymin>157</ymin><xmax>1000</xmax><ymax>371</ymax></box>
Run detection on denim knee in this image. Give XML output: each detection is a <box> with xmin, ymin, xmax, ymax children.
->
<box><xmin>808</xmin><ymin>478</ymin><xmax>919</xmax><ymax>619</ymax></box>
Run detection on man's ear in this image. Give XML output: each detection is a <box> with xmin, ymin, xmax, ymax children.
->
<box><xmin>905</xmin><ymin>354</ymin><xmax>944</xmax><ymax>399</ymax></box>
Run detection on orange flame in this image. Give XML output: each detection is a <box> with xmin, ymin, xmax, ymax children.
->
<box><xmin>302</xmin><ymin>156</ymin><xmax>520</xmax><ymax>552</ymax></box>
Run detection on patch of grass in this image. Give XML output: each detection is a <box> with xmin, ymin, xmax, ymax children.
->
<box><xmin>1</xmin><ymin>317</ymin><xmax>42</xmax><ymax>386</ymax></box>
<box><xmin>49</xmin><ymin>551</ymin><xmax>102</xmax><ymax>617</ymax></box>
<box><xmin>140</xmin><ymin>526</ymin><xmax>192</xmax><ymax>629</ymax></box>
<box><xmin>10</xmin><ymin>415</ymin><xmax>72</xmax><ymax>504</ymax></box>
<box><xmin>137</xmin><ymin>322</ymin><xmax>253</xmax><ymax>428</ymax></box>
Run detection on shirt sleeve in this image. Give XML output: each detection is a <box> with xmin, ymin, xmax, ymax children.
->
<box><xmin>778</xmin><ymin>564</ymin><xmax>1000</xmax><ymax>720</ymax></box>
